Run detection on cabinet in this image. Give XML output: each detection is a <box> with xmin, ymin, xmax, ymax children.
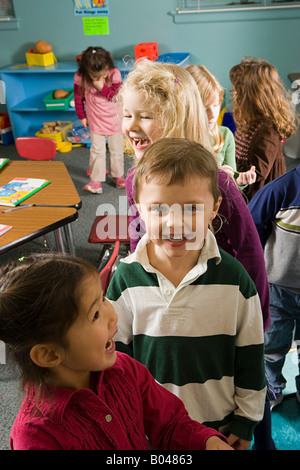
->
<box><xmin>0</xmin><ymin>62</ymin><xmax>78</xmax><ymax>139</ymax></box>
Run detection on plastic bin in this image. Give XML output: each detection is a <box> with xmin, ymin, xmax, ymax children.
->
<box><xmin>55</xmin><ymin>121</ymin><xmax>72</xmax><ymax>141</ymax></box>
<box><xmin>156</xmin><ymin>53</ymin><xmax>190</xmax><ymax>67</ymax></box>
<box><xmin>43</xmin><ymin>89</ymin><xmax>74</xmax><ymax>110</ymax></box>
<box><xmin>0</xmin><ymin>113</ymin><xmax>14</xmax><ymax>145</ymax></box>
<box><xmin>135</xmin><ymin>42</ymin><xmax>158</xmax><ymax>62</ymax></box>
<box><xmin>26</xmin><ymin>50</ymin><xmax>57</xmax><ymax>67</ymax></box>
<box><xmin>114</xmin><ymin>59</ymin><xmax>134</xmax><ymax>81</ymax></box>
<box><xmin>35</xmin><ymin>129</ymin><xmax>63</xmax><ymax>147</ymax></box>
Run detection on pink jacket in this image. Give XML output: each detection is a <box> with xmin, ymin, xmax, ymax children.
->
<box><xmin>10</xmin><ymin>353</ymin><xmax>226</xmax><ymax>450</ymax></box>
<box><xmin>74</xmin><ymin>67</ymin><xmax>122</xmax><ymax>135</ymax></box>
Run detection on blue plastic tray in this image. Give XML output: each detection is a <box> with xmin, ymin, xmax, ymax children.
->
<box><xmin>156</xmin><ymin>53</ymin><xmax>190</xmax><ymax>66</ymax></box>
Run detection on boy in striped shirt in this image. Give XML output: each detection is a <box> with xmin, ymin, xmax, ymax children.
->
<box><xmin>107</xmin><ymin>138</ymin><xmax>266</xmax><ymax>450</ymax></box>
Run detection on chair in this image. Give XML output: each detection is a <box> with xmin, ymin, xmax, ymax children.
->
<box><xmin>88</xmin><ymin>215</ymin><xmax>131</xmax><ymax>270</ymax></box>
<box><xmin>15</xmin><ymin>137</ymin><xmax>56</xmax><ymax>160</ymax></box>
<box><xmin>99</xmin><ymin>240</ymin><xmax>120</xmax><ymax>294</ymax></box>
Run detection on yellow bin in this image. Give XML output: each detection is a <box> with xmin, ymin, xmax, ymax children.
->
<box><xmin>35</xmin><ymin>129</ymin><xmax>63</xmax><ymax>148</ymax></box>
<box><xmin>26</xmin><ymin>51</ymin><xmax>57</xmax><ymax>67</ymax></box>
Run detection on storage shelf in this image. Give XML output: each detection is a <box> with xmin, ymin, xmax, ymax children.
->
<box><xmin>0</xmin><ymin>62</ymin><xmax>78</xmax><ymax>139</ymax></box>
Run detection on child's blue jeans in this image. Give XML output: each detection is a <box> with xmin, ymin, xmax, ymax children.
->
<box><xmin>264</xmin><ymin>283</ymin><xmax>300</xmax><ymax>395</ymax></box>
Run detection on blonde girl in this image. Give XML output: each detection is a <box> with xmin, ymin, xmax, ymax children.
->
<box><xmin>121</xmin><ymin>59</ymin><xmax>213</xmax><ymax>163</ymax></box>
<box><xmin>186</xmin><ymin>64</ymin><xmax>256</xmax><ymax>187</ymax></box>
<box><xmin>230</xmin><ymin>57</ymin><xmax>298</xmax><ymax>201</ymax></box>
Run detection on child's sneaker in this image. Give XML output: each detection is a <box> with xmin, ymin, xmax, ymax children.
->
<box><xmin>113</xmin><ymin>177</ymin><xmax>126</xmax><ymax>189</ymax></box>
<box><xmin>83</xmin><ymin>181</ymin><xmax>102</xmax><ymax>194</ymax></box>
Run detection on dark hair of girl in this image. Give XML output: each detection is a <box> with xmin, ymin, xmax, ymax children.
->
<box><xmin>0</xmin><ymin>253</ymin><xmax>98</xmax><ymax>396</ymax></box>
<box><xmin>77</xmin><ymin>46</ymin><xmax>114</xmax><ymax>95</ymax></box>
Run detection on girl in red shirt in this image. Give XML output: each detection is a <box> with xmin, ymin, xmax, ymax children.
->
<box><xmin>0</xmin><ymin>252</ymin><xmax>231</xmax><ymax>451</ymax></box>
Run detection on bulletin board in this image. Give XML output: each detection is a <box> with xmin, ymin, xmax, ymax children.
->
<box><xmin>74</xmin><ymin>0</ymin><xmax>110</xmax><ymax>35</ymax></box>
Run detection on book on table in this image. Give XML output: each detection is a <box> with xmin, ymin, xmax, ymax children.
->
<box><xmin>0</xmin><ymin>177</ymin><xmax>50</xmax><ymax>207</ymax></box>
<box><xmin>0</xmin><ymin>224</ymin><xmax>13</xmax><ymax>236</ymax></box>
<box><xmin>0</xmin><ymin>158</ymin><xmax>9</xmax><ymax>170</ymax></box>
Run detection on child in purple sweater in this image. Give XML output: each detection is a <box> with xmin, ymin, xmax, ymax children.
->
<box><xmin>0</xmin><ymin>253</ymin><xmax>231</xmax><ymax>450</ymax></box>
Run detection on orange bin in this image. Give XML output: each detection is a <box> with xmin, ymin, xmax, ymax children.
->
<box><xmin>134</xmin><ymin>42</ymin><xmax>158</xmax><ymax>61</ymax></box>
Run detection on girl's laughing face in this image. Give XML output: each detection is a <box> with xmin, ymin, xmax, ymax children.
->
<box><xmin>122</xmin><ymin>88</ymin><xmax>163</xmax><ymax>160</ymax></box>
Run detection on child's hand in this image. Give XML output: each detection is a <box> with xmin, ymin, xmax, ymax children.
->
<box><xmin>80</xmin><ymin>118</ymin><xmax>88</xmax><ymax>128</ymax></box>
<box><xmin>236</xmin><ymin>166</ymin><xmax>256</xmax><ymax>186</ymax></box>
<box><xmin>93</xmin><ymin>77</ymin><xmax>105</xmax><ymax>91</ymax></box>
<box><xmin>227</xmin><ymin>433</ymin><xmax>252</xmax><ymax>450</ymax></box>
<box><xmin>220</xmin><ymin>164</ymin><xmax>235</xmax><ymax>178</ymax></box>
<box><xmin>205</xmin><ymin>436</ymin><xmax>234</xmax><ymax>450</ymax></box>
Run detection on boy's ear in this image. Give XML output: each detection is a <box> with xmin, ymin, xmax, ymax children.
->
<box><xmin>211</xmin><ymin>196</ymin><xmax>222</xmax><ymax>221</ymax></box>
<box><xmin>30</xmin><ymin>344</ymin><xmax>63</xmax><ymax>368</ymax></box>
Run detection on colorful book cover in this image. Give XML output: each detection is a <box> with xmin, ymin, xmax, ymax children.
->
<box><xmin>0</xmin><ymin>158</ymin><xmax>9</xmax><ymax>170</ymax></box>
<box><xmin>0</xmin><ymin>177</ymin><xmax>50</xmax><ymax>207</ymax></box>
<box><xmin>0</xmin><ymin>224</ymin><xmax>13</xmax><ymax>236</ymax></box>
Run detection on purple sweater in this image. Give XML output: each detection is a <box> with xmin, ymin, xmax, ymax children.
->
<box><xmin>126</xmin><ymin>167</ymin><xmax>270</xmax><ymax>330</ymax></box>
<box><xmin>10</xmin><ymin>353</ymin><xmax>225</xmax><ymax>450</ymax></box>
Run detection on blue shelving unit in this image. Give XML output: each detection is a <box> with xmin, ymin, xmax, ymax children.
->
<box><xmin>0</xmin><ymin>62</ymin><xmax>78</xmax><ymax>139</ymax></box>
<box><xmin>1</xmin><ymin>60</ymin><xmax>134</xmax><ymax>140</ymax></box>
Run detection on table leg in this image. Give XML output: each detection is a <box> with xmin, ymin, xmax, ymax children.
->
<box><xmin>55</xmin><ymin>223</ymin><xmax>76</xmax><ymax>255</ymax></box>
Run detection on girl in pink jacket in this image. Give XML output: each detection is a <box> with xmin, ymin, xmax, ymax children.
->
<box><xmin>74</xmin><ymin>47</ymin><xmax>125</xmax><ymax>194</ymax></box>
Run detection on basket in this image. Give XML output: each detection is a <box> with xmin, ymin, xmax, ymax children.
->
<box><xmin>35</xmin><ymin>129</ymin><xmax>63</xmax><ymax>147</ymax></box>
<box><xmin>43</xmin><ymin>89</ymin><xmax>74</xmax><ymax>111</ymax></box>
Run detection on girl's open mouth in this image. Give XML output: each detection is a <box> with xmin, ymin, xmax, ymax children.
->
<box><xmin>105</xmin><ymin>339</ymin><xmax>115</xmax><ymax>353</ymax></box>
<box><xmin>131</xmin><ymin>137</ymin><xmax>150</xmax><ymax>150</ymax></box>
<box><xmin>105</xmin><ymin>326</ymin><xmax>118</xmax><ymax>353</ymax></box>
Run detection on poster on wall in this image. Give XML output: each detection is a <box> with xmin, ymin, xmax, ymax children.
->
<box><xmin>74</xmin><ymin>0</ymin><xmax>109</xmax><ymax>16</ymax></box>
<box><xmin>82</xmin><ymin>16</ymin><xmax>109</xmax><ymax>35</ymax></box>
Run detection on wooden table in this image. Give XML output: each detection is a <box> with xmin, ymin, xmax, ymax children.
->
<box><xmin>0</xmin><ymin>161</ymin><xmax>81</xmax><ymax>254</ymax></box>
<box><xmin>0</xmin><ymin>160</ymin><xmax>82</xmax><ymax>209</ymax></box>
<box><xmin>0</xmin><ymin>206</ymin><xmax>78</xmax><ymax>254</ymax></box>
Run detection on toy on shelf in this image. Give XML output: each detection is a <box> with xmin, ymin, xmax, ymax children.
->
<box><xmin>43</xmin><ymin>89</ymin><xmax>74</xmax><ymax>110</ymax></box>
<box><xmin>134</xmin><ymin>42</ymin><xmax>158</xmax><ymax>62</ymax></box>
<box><xmin>67</xmin><ymin>124</ymin><xmax>91</xmax><ymax>145</ymax></box>
<box><xmin>26</xmin><ymin>40</ymin><xmax>57</xmax><ymax>67</ymax></box>
<box><xmin>35</xmin><ymin>120</ymin><xmax>72</xmax><ymax>148</ymax></box>
<box><xmin>0</xmin><ymin>113</ymin><xmax>14</xmax><ymax>145</ymax></box>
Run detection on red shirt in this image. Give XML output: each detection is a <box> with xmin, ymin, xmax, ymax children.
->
<box><xmin>10</xmin><ymin>353</ymin><xmax>225</xmax><ymax>450</ymax></box>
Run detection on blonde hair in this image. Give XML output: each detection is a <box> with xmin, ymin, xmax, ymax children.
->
<box><xmin>185</xmin><ymin>64</ymin><xmax>225</xmax><ymax>154</ymax></box>
<box><xmin>119</xmin><ymin>59</ymin><xmax>214</xmax><ymax>161</ymax></box>
<box><xmin>230</xmin><ymin>57</ymin><xmax>297</xmax><ymax>139</ymax></box>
